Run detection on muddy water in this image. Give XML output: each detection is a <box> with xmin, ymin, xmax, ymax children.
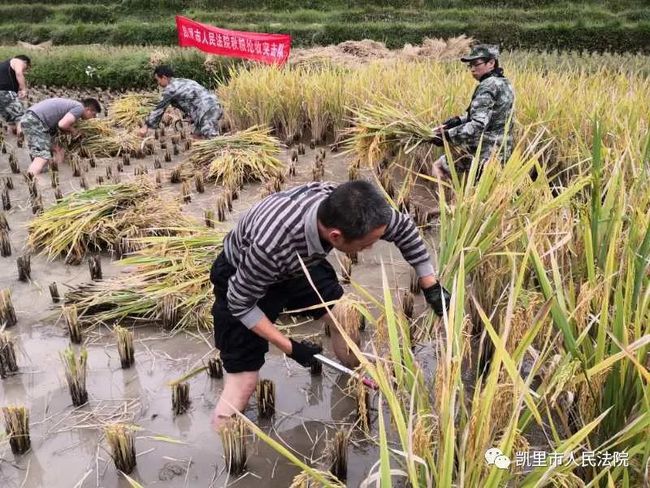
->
<box><xmin>0</xmin><ymin>114</ymin><xmax>441</xmax><ymax>487</ymax></box>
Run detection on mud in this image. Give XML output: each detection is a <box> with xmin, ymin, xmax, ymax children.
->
<box><xmin>0</xmin><ymin>104</ymin><xmax>440</xmax><ymax>487</ymax></box>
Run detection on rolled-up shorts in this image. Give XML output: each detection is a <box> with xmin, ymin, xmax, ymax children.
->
<box><xmin>21</xmin><ymin>111</ymin><xmax>52</xmax><ymax>160</ymax></box>
<box><xmin>0</xmin><ymin>90</ymin><xmax>24</xmax><ymax>123</ymax></box>
<box><xmin>210</xmin><ymin>252</ymin><xmax>343</xmax><ymax>373</ymax></box>
<box><xmin>194</xmin><ymin>104</ymin><xmax>222</xmax><ymax>138</ymax></box>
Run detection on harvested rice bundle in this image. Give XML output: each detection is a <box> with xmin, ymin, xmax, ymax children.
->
<box><xmin>27</xmin><ymin>180</ymin><xmax>190</xmax><ymax>264</ymax></box>
<box><xmin>64</xmin><ymin>228</ymin><xmax>224</xmax><ymax>330</ymax></box>
<box><xmin>109</xmin><ymin>94</ymin><xmax>157</xmax><ymax>129</ymax></box>
<box><xmin>71</xmin><ymin>119</ymin><xmax>141</xmax><ymax>158</ymax></box>
<box><xmin>345</xmin><ymin>101</ymin><xmax>450</xmax><ymax>168</ymax></box>
<box><xmin>185</xmin><ymin>126</ymin><xmax>284</xmax><ymax>189</ymax></box>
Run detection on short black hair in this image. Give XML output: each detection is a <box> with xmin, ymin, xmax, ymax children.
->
<box><xmin>154</xmin><ymin>65</ymin><xmax>174</xmax><ymax>78</ymax></box>
<box><xmin>82</xmin><ymin>98</ymin><xmax>101</xmax><ymax>113</ymax></box>
<box><xmin>14</xmin><ymin>54</ymin><xmax>31</xmax><ymax>66</ymax></box>
<box><xmin>317</xmin><ymin>180</ymin><xmax>392</xmax><ymax>241</ymax></box>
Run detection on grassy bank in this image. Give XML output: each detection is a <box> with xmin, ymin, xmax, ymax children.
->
<box><xmin>0</xmin><ymin>46</ymin><xmax>238</xmax><ymax>89</ymax></box>
<box><xmin>0</xmin><ymin>2</ymin><xmax>648</xmax><ymax>52</ymax></box>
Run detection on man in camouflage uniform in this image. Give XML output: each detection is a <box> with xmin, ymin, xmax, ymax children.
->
<box><xmin>137</xmin><ymin>65</ymin><xmax>223</xmax><ymax>139</ymax></box>
<box><xmin>0</xmin><ymin>55</ymin><xmax>31</xmax><ymax>131</ymax></box>
<box><xmin>430</xmin><ymin>44</ymin><xmax>515</xmax><ymax>179</ymax></box>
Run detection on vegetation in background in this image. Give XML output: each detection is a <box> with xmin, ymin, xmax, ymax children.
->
<box><xmin>0</xmin><ymin>1</ymin><xmax>648</xmax><ymax>51</ymax></box>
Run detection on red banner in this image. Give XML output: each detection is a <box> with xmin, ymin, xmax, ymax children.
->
<box><xmin>175</xmin><ymin>16</ymin><xmax>291</xmax><ymax>65</ymax></box>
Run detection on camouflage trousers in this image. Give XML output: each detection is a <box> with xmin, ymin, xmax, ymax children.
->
<box><xmin>194</xmin><ymin>105</ymin><xmax>222</xmax><ymax>138</ymax></box>
<box><xmin>0</xmin><ymin>90</ymin><xmax>24</xmax><ymax>123</ymax></box>
<box><xmin>21</xmin><ymin>111</ymin><xmax>52</xmax><ymax>160</ymax></box>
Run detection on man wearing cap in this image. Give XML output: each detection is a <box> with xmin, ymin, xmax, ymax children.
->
<box><xmin>430</xmin><ymin>44</ymin><xmax>515</xmax><ymax>179</ymax></box>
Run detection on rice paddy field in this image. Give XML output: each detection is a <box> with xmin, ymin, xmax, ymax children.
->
<box><xmin>1</xmin><ymin>47</ymin><xmax>649</xmax><ymax>487</ymax></box>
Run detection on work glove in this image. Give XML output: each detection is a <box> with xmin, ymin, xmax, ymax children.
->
<box><xmin>442</xmin><ymin>116</ymin><xmax>463</xmax><ymax>129</ymax></box>
<box><xmin>427</xmin><ymin>128</ymin><xmax>448</xmax><ymax>147</ymax></box>
<box><xmin>288</xmin><ymin>339</ymin><xmax>323</xmax><ymax>367</ymax></box>
<box><xmin>422</xmin><ymin>282</ymin><xmax>452</xmax><ymax>317</ymax></box>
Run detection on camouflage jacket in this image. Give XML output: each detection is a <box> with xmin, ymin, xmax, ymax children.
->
<box><xmin>447</xmin><ymin>70</ymin><xmax>515</xmax><ymax>161</ymax></box>
<box><xmin>145</xmin><ymin>78</ymin><xmax>222</xmax><ymax>129</ymax></box>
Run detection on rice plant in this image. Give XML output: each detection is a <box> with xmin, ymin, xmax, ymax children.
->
<box><xmin>60</xmin><ymin>346</ymin><xmax>88</xmax><ymax>407</ymax></box>
<box><xmin>104</xmin><ymin>423</ymin><xmax>137</xmax><ymax>474</ymax></box>
<box><xmin>63</xmin><ymin>305</ymin><xmax>82</xmax><ymax>344</ymax></box>
<box><xmin>219</xmin><ymin>416</ymin><xmax>247</xmax><ymax>476</ymax></box>
<box><xmin>207</xmin><ymin>356</ymin><xmax>223</xmax><ymax>379</ymax></box>
<box><xmin>0</xmin><ymin>211</ymin><xmax>8</xmax><ymax>231</ymax></box>
<box><xmin>255</xmin><ymin>379</ymin><xmax>276</xmax><ymax>419</ymax></box>
<box><xmin>0</xmin><ymin>331</ymin><xmax>18</xmax><ymax>377</ymax></box>
<box><xmin>49</xmin><ymin>282</ymin><xmax>60</xmax><ymax>303</ymax></box>
<box><xmin>328</xmin><ymin>429</ymin><xmax>349</xmax><ymax>482</ymax></box>
<box><xmin>171</xmin><ymin>382</ymin><xmax>190</xmax><ymax>415</ymax></box>
<box><xmin>114</xmin><ymin>326</ymin><xmax>134</xmax><ymax>369</ymax></box>
<box><xmin>0</xmin><ymin>289</ymin><xmax>17</xmax><ymax>327</ymax></box>
<box><xmin>247</xmin><ymin>127</ymin><xmax>650</xmax><ymax>486</ymax></box>
<box><xmin>88</xmin><ymin>255</ymin><xmax>102</xmax><ymax>280</ymax></box>
<box><xmin>0</xmin><ymin>228</ymin><xmax>10</xmax><ymax>257</ymax></box>
<box><xmin>2</xmin><ymin>406</ymin><xmax>30</xmax><ymax>455</ymax></box>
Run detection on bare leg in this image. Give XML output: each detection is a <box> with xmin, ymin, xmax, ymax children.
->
<box><xmin>212</xmin><ymin>370</ymin><xmax>259</xmax><ymax>431</ymax></box>
<box><xmin>28</xmin><ymin>156</ymin><xmax>50</xmax><ymax>175</ymax></box>
<box><xmin>325</xmin><ymin>313</ymin><xmax>361</xmax><ymax>369</ymax></box>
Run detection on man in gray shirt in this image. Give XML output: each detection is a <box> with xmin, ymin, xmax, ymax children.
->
<box><xmin>20</xmin><ymin>97</ymin><xmax>101</xmax><ymax>175</ymax></box>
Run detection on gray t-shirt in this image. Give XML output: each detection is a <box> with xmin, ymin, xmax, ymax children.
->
<box><xmin>29</xmin><ymin>98</ymin><xmax>84</xmax><ymax>130</ymax></box>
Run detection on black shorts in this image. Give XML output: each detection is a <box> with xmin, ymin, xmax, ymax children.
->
<box><xmin>210</xmin><ymin>252</ymin><xmax>343</xmax><ymax>373</ymax></box>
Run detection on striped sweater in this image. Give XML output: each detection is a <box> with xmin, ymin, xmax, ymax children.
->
<box><xmin>222</xmin><ymin>182</ymin><xmax>434</xmax><ymax>328</ymax></box>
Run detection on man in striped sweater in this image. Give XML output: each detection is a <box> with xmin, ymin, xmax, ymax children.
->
<box><xmin>210</xmin><ymin>180</ymin><xmax>450</xmax><ymax>429</ymax></box>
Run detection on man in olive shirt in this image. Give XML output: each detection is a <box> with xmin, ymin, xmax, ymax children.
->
<box><xmin>21</xmin><ymin>97</ymin><xmax>101</xmax><ymax>175</ymax></box>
